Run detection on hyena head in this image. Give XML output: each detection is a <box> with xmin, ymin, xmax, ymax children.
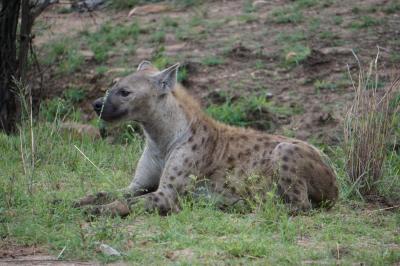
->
<box><xmin>93</xmin><ymin>61</ymin><xmax>180</xmax><ymax>123</ymax></box>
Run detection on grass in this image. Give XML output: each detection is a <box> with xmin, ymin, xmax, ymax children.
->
<box><xmin>83</xmin><ymin>22</ymin><xmax>140</xmax><ymax>63</ymax></box>
<box><xmin>349</xmin><ymin>16</ymin><xmax>381</xmax><ymax>29</ymax></box>
<box><xmin>343</xmin><ymin>56</ymin><xmax>400</xmax><ymax>196</ymax></box>
<box><xmin>41</xmin><ymin>39</ymin><xmax>84</xmax><ymax>74</ymax></box>
<box><xmin>314</xmin><ymin>80</ymin><xmax>337</xmax><ymax>92</ymax></box>
<box><xmin>271</xmin><ymin>7</ymin><xmax>304</xmax><ymax>24</ymax></box>
<box><xmin>201</xmin><ymin>56</ymin><xmax>224</xmax><ymax>66</ymax></box>
<box><xmin>0</xmin><ymin>113</ymin><xmax>399</xmax><ymax>264</ymax></box>
<box><xmin>12</xmin><ymin>1</ymin><xmax>400</xmax><ymax>264</ymax></box>
<box><xmin>206</xmin><ymin>96</ymin><xmax>303</xmax><ymax>131</ymax></box>
<box><xmin>282</xmin><ymin>44</ymin><xmax>311</xmax><ymax>67</ymax></box>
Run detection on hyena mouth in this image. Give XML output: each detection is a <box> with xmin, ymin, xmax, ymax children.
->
<box><xmin>98</xmin><ymin>108</ymin><xmax>128</xmax><ymax>122</ymax></box>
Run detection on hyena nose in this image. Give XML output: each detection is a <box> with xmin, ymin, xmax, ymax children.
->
<box><xmin>92</xmin><ymin>98</ymin><xmax>104</xmax><ymax>114</ymax></box>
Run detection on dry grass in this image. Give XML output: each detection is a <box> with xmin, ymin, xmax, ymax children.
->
<box><xmin>343</xmin><ymin>51</ymin><xmax>400</xmax><ymax>196</ymax></box>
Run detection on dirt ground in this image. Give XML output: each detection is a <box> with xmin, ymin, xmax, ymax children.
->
<box><xmin>31</xmin><ymin>0</ymin><xmax>400</xmax><ymax>146</ymax></box>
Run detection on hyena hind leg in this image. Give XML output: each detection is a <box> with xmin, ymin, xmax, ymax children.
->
<box><xmin>271</xmin><ymin>142</ymin><xmax>312</xmax><ymax>214</ymax></box>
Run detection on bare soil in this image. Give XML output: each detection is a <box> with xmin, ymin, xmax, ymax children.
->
<box><xmin>32</xmin><ymin>0</ymin><xmax>400</xmax><ymax>146</ymax></box>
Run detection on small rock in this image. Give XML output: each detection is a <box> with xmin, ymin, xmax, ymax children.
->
<box><xmin>128</xmin><ymin>3</ymin><xmax>169</xmax><ymax>17</ymax></box>
<box><xmin>265</xmin><ymin>92</ymin><xmax>273</xmax><ymax>100</ymax></box>
<box><xmin>99</xmin><ymin>244</ymin><xmax>121</xmax><ymax>257</ymax></box>
<box><xmin>252</xmin><ymin>0</ymin><xmax>268</xmax><ymax>8</ymax></box>
<box><xmin>319</xmin><ymin>47</ymin><xmax>352</xmax><ymax>55</ymax></box>
<box><xmin>79</xmin><ymin>50</ymin><xmax>94</xmax><ymax>61</ymax></box>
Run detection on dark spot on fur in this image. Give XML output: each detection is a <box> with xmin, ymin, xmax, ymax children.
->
<box><xmin>324</xmin><ymin>168</ymin><xmax>331</xmax><ymax>176</ymax></box>
<box><xmin>153</xmin><ymin>196</ymin><xmax>160</xmax><ymax>202</ymax></box>
<box><xmin>192</xmin><ymin>144</ymin><xmax>197</xmax><ymax>151</ymax></box>
<box><xmin>254</xmin><ymin>144</ymin><xmax>260</xmax><ymax>151</ymax></box>
<box><xmin>184</xmin><ymin>158</ymin><xmax>189</xmax><ymax>164</ymax></box>
<box><xmin>257</xmin><ymin>137</ymin><xmax>263</xmax><ymax>142</ymax></box>
<box><xmin>159</xmin><ymin>191</ymin><xmax>164</xmax><ymax>196</ymax></box>
<box><xmin>293</xmin><ymin>188</ymin><xmax>300</xmax><ymax>195</ymax></box>
<box><xmin>287</xmin><ymin>149</ymin><xmax>294</xmax><ymax>155</ymax></box>
<box><xmin>293</xmin><ymin>141</ymin><xmax>299</xmax><ymax>144</ymax></box>
<box><xmin>238</xmin><ymin>152</ymin><xmax>243</xmax><ymax>159</ymax></box>
<box><xmin>203</xmin><ymin>125</ymin><xmax>208</xmax><ymax>131</ymax></box>
<box><xmin>241</xmin><ymin>135</ymin><xmax>249</xmax><ymax>140</ymax></box>
<box><xmin>308</xmin><ymin>163</ymin><xmax>314</xmax><ymax>170</ymax></box>
<box><xmin>177</xmin><ymin>171</ymin><xmax>183</xmax><ymax>176</ymax></box>
<box><xmin>201</xmin><ymin>137</ymin><xmax>205</xmax><ymax>145</ymax></box>
<box><xmin>294</xmin><ymin>146</ymin><xmax>300</xmax><ymax>151</ymax></box>
<box><xmin>290</xmin><ymin>167</ymin><xmax>296</xmax><ymax>174</ymax></box>
<box><xmin>229</xmin><ymin>136</ymin><xmax>235</xmax><ymax>141</ymax></box>
<box><xmin>227</xmin><ymin>156</ymin><xmax>235</xmax><ymax>164</ymax></box>
<box><xmin>230</xmin><ymin>187</ymin><xmax>237</xmax><ymax>194</ymax></box>
<box><xmin>173</xmin><ymin>166</ymin><xmax>178</xmax><ymax>171</ymax></box>
<box><xmin>245</xmin><ymin>148</ymin><xmax>251</xmax><ymax>155</ymax></box>
<box><xmin>188</xmin><ymin>136</ymin><xmax>194</xmax><ymax>142</ymax></box>
<box><xmin>282</xmin><ymin>156</ymin><xmax>289</xmax><ymax>162</ymax></box>
<box><xmin>168</xmin><ymin>184</ymin><xmax>174</xmax><ymax>189</ymax></box>
<box><xmin>191</xmin><ymin>128</ymin><xmax>197</xmax><ymax>134</ymax></box>
<box><xmin>170</xmin><ymin>176</ymin><xmax>176</xmax><ymax>181</ymax></box>
<box><xmin>282</xmin><ymin>164</ymin><xmax>289</xmax><ymax>171</ymax></box>
<box><xmin>252</xmin><ymin>161</ymin><xmax>257</xmax><ymax>167</ymax></box>
<box><xmin>284</xmin><ymin>177</ymin><xmax>291</xmax><ymax>183</ymax></box>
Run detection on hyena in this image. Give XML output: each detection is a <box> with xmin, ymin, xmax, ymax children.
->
<box><xmin>74</xmin><ymin>61</ymin><xmax>339</xmax><ymax>217</ymax></box>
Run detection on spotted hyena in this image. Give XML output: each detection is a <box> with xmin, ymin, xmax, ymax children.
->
<box><xmin>74</xmin><ymin>61</ymin><xmax>339</xmax><ymax>217</ymax></box>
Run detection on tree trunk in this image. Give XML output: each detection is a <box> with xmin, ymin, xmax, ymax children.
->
<box><xmin>0</xmin><ymin>0</ymin><xmax>20</xmax><ymax>133</ymax></box>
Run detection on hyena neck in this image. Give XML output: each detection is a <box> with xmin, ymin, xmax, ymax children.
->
<box><xmin>141</xmin><ymin>93</ymin><xmax>192</xmax><ymax>154</ymax></box>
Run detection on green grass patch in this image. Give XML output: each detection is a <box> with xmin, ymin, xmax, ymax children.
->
<box><xmin>201</xmin><ymin>56</ymin><xmax>225</xmax><ymax>66</ymax></box>
<box><xmin>382</xmin><ymin>1</ymin><xmax>400</xmax><ymax>14</ymax></box>
<box><xmin>41</xmin><ymin>39</ymin><xmax>84</xmax><ymax>74</ymax></box>
<box><xmin>271</xmin><ymin>7</ymin><xmax>304</xmax><ymax>24</ymax></box>
<box><xmin>82</xmin><ymin>22</ymin><xmax>140</xmax><ymax>63</ymax></box>
<box><xmin>282</xmin><ymin>44</ymin><xmax>311</xmax><ymax>67</ymax></box>
<box><xmin>1</xmin><ymin>121</ymin><xmax>399</xmax><ymax>264</ymax></box>
<box><xmin>0</xmin><ymin>101</ymin><xmax>399</xmax><ymax>264</ymax></box>
<box><xmin>314</xmin><ymin>80</ymin><xmax>337</xmax><ymax>92</ymax></box>
<box><xmin>349</xmin><ymin>16</ymin><xmax>381</xmax><ymax>29</ymax></box>
<box><xmin>206</xmin><ymin>96</ymin><xmax>303</xmax><ymax>130</ymax></box>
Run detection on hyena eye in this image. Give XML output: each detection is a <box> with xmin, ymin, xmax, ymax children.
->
<box><xmin>118</xmin><ymin>89</ymin><xmax>131</xmax><ymax>97</ymax></box>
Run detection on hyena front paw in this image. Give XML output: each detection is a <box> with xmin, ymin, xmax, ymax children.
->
<box><xmin>72</xmin><ymin>191</ymin><xmax>115</xmax><ymax>208</ymax></box>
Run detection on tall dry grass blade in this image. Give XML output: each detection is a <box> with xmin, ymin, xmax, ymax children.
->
<box><xmin>343</xmin><ymin>52</ymin><xmax>400</xmax><ymax>196</ymax></box>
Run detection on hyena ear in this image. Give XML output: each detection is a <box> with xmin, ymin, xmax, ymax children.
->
<box><xmin>151</xmin><ymin>63</ymin><xmax>180</xmax><ymax>93</ymax></box>
<box><xmin>137</xmin><ymin>60</ymin><xmax>153</xmax><ymax>71</ymax></box>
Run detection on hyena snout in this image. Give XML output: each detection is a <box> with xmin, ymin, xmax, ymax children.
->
<box><xmin>93</xmin><ymin>97</ymin><xmax>104</xmax><ymax>115</ymax></box>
